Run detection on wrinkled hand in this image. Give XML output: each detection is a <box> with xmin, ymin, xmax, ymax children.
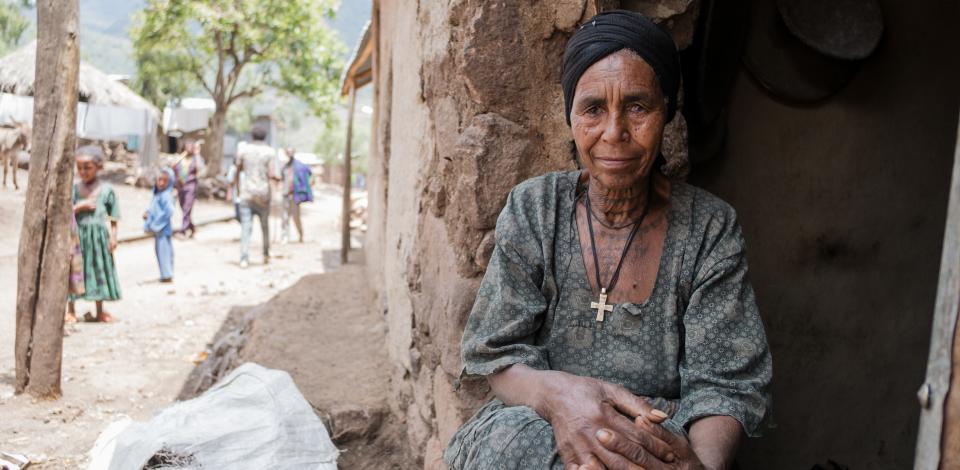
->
<box><xmin>595</xmin><ymin>414</ymin><xmax>707</xmax><ymax>470</ymax></box>
<box><xmin>109</xmin><ymin>236</ymin><xmax>117</xmax><ymax>252</ymax></box>
<box><xmin>538</xmin><ymin>373</ymin><xmax>676</xmax><ymax>470</ymax></box>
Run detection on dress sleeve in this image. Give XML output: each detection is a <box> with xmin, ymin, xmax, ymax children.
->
<box><xmin>104</xmin><ymin>187</ymin><xmax>120</xmax><ymax>221</ymax></box>
<box><xmin>461</xmin><ymin>189</ymin><xmax>550</xmax><ymax>376</ymax></box>
<box><xmin>670</xmin><ymin>213</ymin><xmax>772</xmax><ymax>437</ymax></box>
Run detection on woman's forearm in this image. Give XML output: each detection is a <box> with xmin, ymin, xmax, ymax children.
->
<box><xmin>687</xmin><ymin>415</ymin><xmax>742</xmax><ymax>470</ymax></box>
<box><xmin>487</xmin><ymin>364</ymin><xmax>560</xmax><ymax>418</ymax></box>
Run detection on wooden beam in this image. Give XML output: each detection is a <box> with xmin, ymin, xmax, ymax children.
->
<box><xmin>945</xmin><ymin>301</ymin><xmax>960</xmax><ymax>467</ymax></box>
<box><xmin>352</xmin><ymin>68</ymin><xmax>373</xmax><ymax>89</ymax></box>
<box><xmin>341</xmin><ymin>26</ymin><xmax>375</xmax><ymax>97</ymax></box>
<box><xmin>340</xmin><ymin>83</ymin><xmax>357</xmax><ymax>265</ymax></box>
<box><xmin>915</xmin><ymin>112</ymin><xmax>960</xmax><ymax>469</ymax></box>
<box><xmin>15</xmin><ymin>0</ymin><xmax>80</xmax><ymax>398</ymax></box>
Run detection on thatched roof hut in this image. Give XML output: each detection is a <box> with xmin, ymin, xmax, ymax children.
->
<box><xmin>0</xmin><ymin>40</ymin><xmax>159</xmax><ymax>120</ymax></box>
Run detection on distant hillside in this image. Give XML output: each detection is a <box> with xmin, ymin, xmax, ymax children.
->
<box><xmin>79</xmin><ymin>0</ymin><xmax>143</xmax><ymax>36</ymax></box>
<box><xmin>15</xmin><ymin>0</ymin><xmax>141</xmax><ymax>75</ymax></box>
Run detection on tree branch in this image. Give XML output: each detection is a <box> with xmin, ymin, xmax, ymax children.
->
<box><xmin>213</xmin><ymin>29</ymin><xmax>225</xmax><ymax>99</ymax></box>
<box><xmin>226</xmin><ymin>85</ymin><xmax>261</xmax><ymax>106</ymax></box>
<box><xmin>189</xmin><ymin>60</ymin><xmax>214</xmax><ymax>96</ymax></box>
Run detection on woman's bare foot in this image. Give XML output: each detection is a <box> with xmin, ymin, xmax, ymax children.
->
<box><xmin>83</xmin><ymin>311</ymin><xmax>114</xmax><ymax>323</ymax></box>
<box><xmin>64</xmin><ymin>312</ymin><xmax>78</xmax><ymax>324</ymax></box>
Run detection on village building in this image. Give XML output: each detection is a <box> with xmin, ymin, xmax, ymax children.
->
<box><xmin>357</xmin><ymin>0</ymin><xmax>960</xmax><ymax>468</ymax></box>
<box><xmin>0</xmin><ymin>40</ymin><xmax>161</xmax><ymax>168</ymax></box>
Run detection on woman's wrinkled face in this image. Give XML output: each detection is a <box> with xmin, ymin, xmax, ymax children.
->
<box><xmin>76</xmin><ymin>156</ymin><xmax>99</xmax><ymax>183</ymax></box>
<box><xmin>570</xmin><ymin>50</ymin><xmax>667</xmax><ymax>190</ymax></box>
<box><xmin>157</xmin><ymin>172</ymin><xmax>170</xmax><ymax>191</ymax></box>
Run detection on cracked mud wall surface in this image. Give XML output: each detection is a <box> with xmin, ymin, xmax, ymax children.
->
<box><xmin>366</xmin><ymin>1</ymin><xmax>698</xmax><ymax>467</ymax></box>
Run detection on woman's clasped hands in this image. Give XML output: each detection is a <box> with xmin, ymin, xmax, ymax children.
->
<box><xmin>539</xmin><ymin>374</ymin><xmax>705</xmax><ymax>470</ymax></box>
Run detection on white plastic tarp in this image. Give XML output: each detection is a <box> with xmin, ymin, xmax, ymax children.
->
<box><xmin>162</xmin><ymin>98</ymin><xmax>215</xmax><ymax>135</ymax></box>
<box><xmin>0</xmin><ymin>92</ymin><xmax>160</xmax><ymax>166</ymax></box>
<box><xmin>87</xmin><ymin>363</ymin><xmax>339</xmax><ymax>470</ymax></box>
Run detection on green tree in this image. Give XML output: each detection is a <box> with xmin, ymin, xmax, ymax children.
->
<box><xmin>313</xmin><ymin>109</ymin><xmax>371</xmax><ymax>182</ymax></box>
<box><xmin>0</xmin><ymin>1</ymin><xmax>30</xmax><ymax>56</ymax></box>
<box><xmin>131</xmin><ymin>0</ymin><xmax>344</xmax><ymax>174</ymax></box>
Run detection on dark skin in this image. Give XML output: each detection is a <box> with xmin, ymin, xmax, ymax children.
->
<box><xmin>489</xmin><ymin>50</ymin><xmax>742</xmax><ymax>470</ymax></box>
<box><xmin>66</xmin><ymin>155</ymin><xmax>117</xmax><ymax>323</ymax></box>
<box><xmin>143</xmin><ymin>172</ymin><xmax>171</xmax><ymax>220</ymax></box>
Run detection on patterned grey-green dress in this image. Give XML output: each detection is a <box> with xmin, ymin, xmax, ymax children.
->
<box><xmin>444</xmin><ymin>171</ymin><xmax>772</xmax><ymax>469</ymax></box>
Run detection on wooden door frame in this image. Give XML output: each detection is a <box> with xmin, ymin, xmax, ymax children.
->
<box><xmin>915</xmin><ymin>114</ymin><xmax>960</xmax><ymax>468</ymax></box>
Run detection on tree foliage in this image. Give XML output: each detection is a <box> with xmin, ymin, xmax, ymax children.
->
<box><xmin>0</xmin><ymin>0</ymin><xmax>30</xmax><ymax>56</ymax></box>
<box><xmin>313</xmin><ymin>108</ymin><xmax>371</xmax><ymax>176</ymax></box>
<box><xmin>131</xmin><ymin>0</ymin><xmax>344</xmax><ymax>116</ymax></box>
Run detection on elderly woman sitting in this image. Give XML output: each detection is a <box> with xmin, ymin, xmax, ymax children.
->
<box><xmin>443</xmin><ymin>10</ymin><xmax>771</xmax><ymax>470</ymax></box>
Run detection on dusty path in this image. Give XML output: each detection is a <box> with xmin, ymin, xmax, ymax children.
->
<box><xmin>185</xmin><ymin>263</ymin><xmax>413</xmax><ymax>469</ymax></box>
<box><xmin>0</xmin><ymin>169</ymin><xmax>354</xmax><ymax>468</ymax></box>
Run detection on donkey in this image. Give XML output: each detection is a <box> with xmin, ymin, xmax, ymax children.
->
<box><xmin>0</xmin><ymin>122</ymin><xmax>30</xmax><ymax>190</ymax></box>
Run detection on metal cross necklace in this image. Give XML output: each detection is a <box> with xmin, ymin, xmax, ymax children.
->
<box><xmin>585</xmin><ymin>183</ymin><xmax>653</xmax><ymax>322</ymax></box>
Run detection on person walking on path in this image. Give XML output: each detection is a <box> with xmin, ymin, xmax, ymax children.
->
<box><xmin>281</xmin><ymin>147</ymin><xmax>313</xmax><ymax>244</ymax></box>
<box><xmin>233</xmin><ymin>124</ymin><xmax>277</xmax><ymax>268</ymax></box>
<box><xmin>66</xmin><ymin>146</ymin><xmax>121</xmax><ymax>323</ymax></box>
<box><xmin>173</xmin><ymin>138</ymin><xmax>205</xmax><ymax>238</ymax></box>
<box><xmin>144</xmin><ymin>167</ymin><xmax>176</xmax><ymax>282</ymax></box>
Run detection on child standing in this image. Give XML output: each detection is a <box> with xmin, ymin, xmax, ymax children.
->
<box><xmin>67</xmin><ymin>146</ymin><xmax>121</xmax><ymax>323</ymax></box>
<box><xmin>144</xmin><ymin>167</ymin><xmax>175</xmax><ymax>282</ymax></box>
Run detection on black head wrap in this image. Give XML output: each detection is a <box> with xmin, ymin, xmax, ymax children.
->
<box><xmin>561</xmin><ymin>10</ymin><xmax>681</xmax><ymax>125</ymax></box>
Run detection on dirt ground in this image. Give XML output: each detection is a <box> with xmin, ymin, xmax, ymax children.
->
<box><xmin>178</xmin><ymin>267</ymin><xmax>414</xmax><ymax>470</ymax></box>
<box><xmin>0</xmin><ymin>167</ymin><xmax>399</xmax><ymax>469</ymax></box>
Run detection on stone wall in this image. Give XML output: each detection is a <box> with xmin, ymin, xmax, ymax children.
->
<box><xmin>365</xmin><ymin>1</ymin><xmax>698</xmax><ymax>467</ymax></box>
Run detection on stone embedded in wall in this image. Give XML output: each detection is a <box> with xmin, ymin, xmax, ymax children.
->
<box><xmin>615</xmin><ymin>0</ymin><xmax>699</xmax><ymax>48</ymax></box>
<box><xmin>413</xmin><ymin>364</ymin><xmax>436</xmax><ymax>425</ymax></box>
<box><xmin>427</xmin><ymin>112</ymin><xmax>535</xmax><ymax>277</ymax></box>
<box><xmin>434</xmin><ymin>276</ymin><xmax>482</xmax><ymax>378</ymax></box>
<box><xmin>407</xmin><ymin>214</ymin><xmax>483</xmax><ymax>379</ymax></box>
<box><xmin>451</xmin><ymin>113</ymin><xmax>531</xmax><ymax>230</ymax></box>
<box><xmin>553</xmin><ymin>0</ymin><xmax>590</xmax><ymax>35</ymax></box>
<box><xmin>433</xmin><ymin>367</ymin><xmax>491</xmax><ymax>447</ymax></box>
<box><xmin>474</xmin><ymin>230</ymin><xmax>496</xmax><ymax>271</ymax></box>
<box><xmin>406</xmin><ymin>401</ymin><xmax>433</xmax><ymax>459</ymax></box>
<box><xmin>325</xmin><ymin>404</ymin><xmax>388</xmax><ymax>443</ymax></box>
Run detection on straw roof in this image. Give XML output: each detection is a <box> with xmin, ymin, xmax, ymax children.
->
<box><xmin>0</xmin><ymin>41</ymin><xmax>160</xmax><ymax>120</ymax></box>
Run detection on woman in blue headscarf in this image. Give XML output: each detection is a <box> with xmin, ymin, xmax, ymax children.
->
<box><xmin>444</xmin><ymin>10</ymin><xmax>771</xmax><ymax>470</ymax></box>
<box><xmin>144</xmin><ymin>167</ymin><xmax>176</xmax><ymax>282</ymax></box>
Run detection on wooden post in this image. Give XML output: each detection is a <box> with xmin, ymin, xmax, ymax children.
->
<box><xmin>14</xmin><ymin>0</ymin><xmax>80</xmax><ymax>398</ymax></box>
<box><xmin>915</xmin><ymin>113</ymin><xmax>960</xmax><ymax>469</ymax></box>
<box><xmin>341</xmin><ymin>83</ymin><xmax>356</xmax><ymax>265</ymax></box>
